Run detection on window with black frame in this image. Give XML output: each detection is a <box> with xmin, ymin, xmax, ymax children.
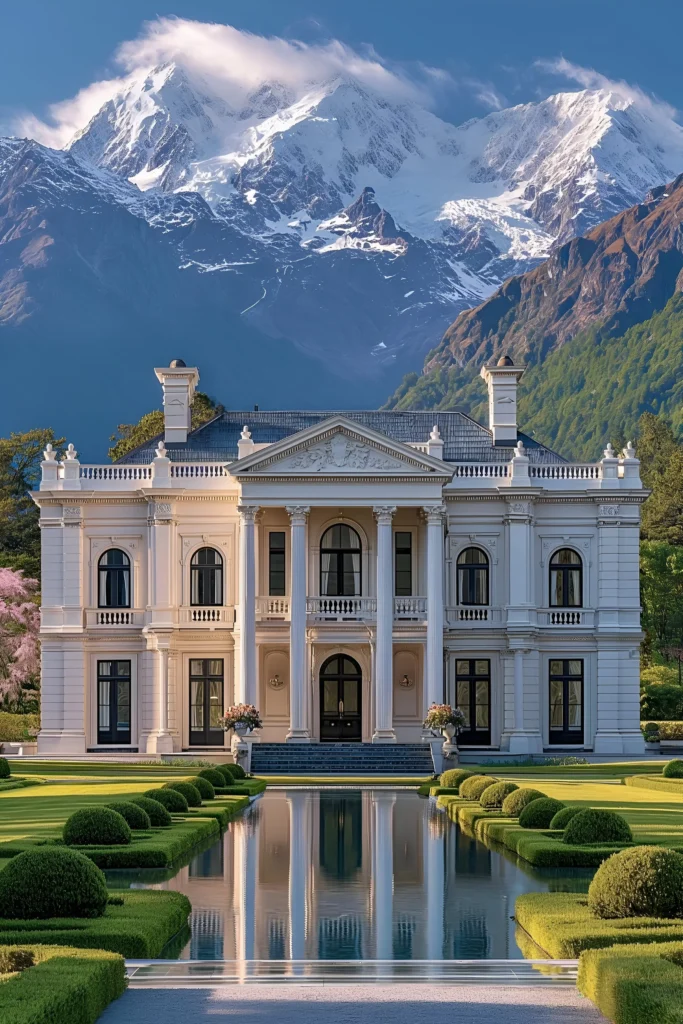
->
<box><xmin>455</xmin><ymin>659</ymin><xmax>491</xmax><ymax>745</ymax></box>
<box><xmin>189</xmin><ymin>659</ymin><xmax>224</xmax><ymax>746</ymax></box>
<box><xmin>269</xmin><ymin>532</ymin><xmax>286</xmax><ymax>596</ymax></box>
<box><xmin>394</xmin><ymin>531</ymin><xmax>412</xmax><ymax>596</ymax></box>
<box><xmin>549</xmin><ymin>659</ymin><xmax>584</xmax><ymax>744</ymax></box>
<box><xmin>97</xmin><ymin>660</ymin><xmax>131</xmax><ymax>744</ymax></box>
<box><xmin>320</xmin><ymin>524</ymin><xmax>361</xmax><ymax>596</ymax></box>
<box><xmin>457</xmin><ymin>548</ymin><xmax>489</xmax><ymax>605</ymax></box>
<box><xmin>98</xmin><ymin>549</ymin><xmax>131</xmax><ymax>608</ymax></box>
<box><xmin>190</xmin><ymin>548</ymin><xmax>223</xmax><ymax>606</ymax></box>
<box><xmin>549</xmin><ymin>548</ymin><xmax>582</xmax><ymax>607</ymax></box>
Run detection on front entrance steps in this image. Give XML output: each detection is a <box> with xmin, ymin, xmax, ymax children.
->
<box><xmin>250</xmin><ymin>742</ymin><xmax>434</xmax><ymax>775</ymax></box>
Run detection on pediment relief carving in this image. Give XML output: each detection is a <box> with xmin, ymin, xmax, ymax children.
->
<box><xmin>259</xmin><ymin>431</ymin><xmax>423</xmax><ymax>474</ymax></box>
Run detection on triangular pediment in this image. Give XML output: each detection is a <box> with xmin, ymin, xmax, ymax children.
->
<box><xmin>229</xmin><ymin>417</ymin><xmax>453</xmax><ymax>478</ymax></box>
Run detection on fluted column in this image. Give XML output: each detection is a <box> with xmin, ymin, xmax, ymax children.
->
<box><xmin>425</xmin><ymin>809</ymin><xmax>445</xmax><ymax>960</ymax></box>
<box><xmin>286</xmin><ymin>506</ymin><xmax>311</xmax><ymax>741</ymax></box>
<box><xmin>373</xmin><ymin>505</ymin><xmax>396</xmax><ymax>742</ymax></box>
<box><xmin>424</xmin><ymin>505</ymin><xmax>446</xmax><ymax>710</ymax></box>
<box><xmin>288</xmin><ymin>790</ymin><xmax>309</xmax><ymax>961</ymax></box>
<box><xmin>237</xmin><ymin>505</ymin><xmax>259</xmax><ymax>705</ymax></box>
<box><xmin>372</xmin><ymin>790</ymin><xmax>395</xmax><ymax>959</ymax></box>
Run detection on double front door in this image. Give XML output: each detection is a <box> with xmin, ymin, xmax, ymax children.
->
<box><xmin>189</xmin><ymin>659</ymin><xmax>224</xmax><ymax>746</ymax></box>
<box><xmin>320</xmin><ymin>655</ymin><xmax>362</xmax><ymax>742</ymax></box>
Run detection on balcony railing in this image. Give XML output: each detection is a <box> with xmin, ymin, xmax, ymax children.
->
<box><xmin>256</xmin><ymin>596</ymin><xmax>291</xmax><ymax>620</ymax></box>
<box><xmin>539</xmin><ymin>609</ymin><xmax>593</xmax><ymax>627</ymax></box>
<box><xmin>393</xmin><ymin>596</ymin><xmax>427</xmax><ymax>619</ymax></box>
<box><xmin>446</xmin><ymin>606</ymin><xmax>502</xmax><ymax>626</ymax></box>
<box><xmin>85</xmin><ymin>609</ymin><xmax>143</xmax><ymax>626</ymax></box>
<box><xmin>180</xmin><ymin>606</ymin><xmax>234</xmax><ymax>625</ymax></box>
<box><xmin>307</xmin><ymin>596</ymin><xmax>377</xmax><ymax>621</ymax></box>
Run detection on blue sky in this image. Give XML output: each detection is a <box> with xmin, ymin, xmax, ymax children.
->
<box><xmin>1</xmin><ymin>0</ymin><xmax>682</xmax><ymax>134</ymax></box>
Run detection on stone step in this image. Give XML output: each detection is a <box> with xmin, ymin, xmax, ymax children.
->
<box><xmin>251</xmin><ymin>741</ymin><xmax>433</xmax><ymax>775</ymax></box>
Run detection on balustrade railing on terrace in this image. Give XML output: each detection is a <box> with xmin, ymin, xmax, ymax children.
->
<box><xmin>256</xmin><ymin>596</ymin><xmax>291</xmax><ymax>620</ymax></box>
<box><xmin>306</xmin><ymin>596</ymin><xmax>377</xmax><ymax>620</ymax></box>
<box><xmin>180</xmin><ymin>606</ymin><xmax>234</xmax><ymax>625</ymax></box>
<box><xmin>85</xmin><ymin>609</ymin><xmax>143</xmax><ymax>626</ymax></box>
<box><xmin>393</xmin><ymin>596</ymin><xmax>427</xmax><ymax>619</ymax></box>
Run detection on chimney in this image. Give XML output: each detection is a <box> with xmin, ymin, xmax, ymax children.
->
<box><xmin>480</xmin><ymin>356</ymin><xmax>526</xmax><ymax>446</ymax></box>
<box><xmin>154</xmin><ymin>359</ymin><xmax>200</xmax><ymax>444</ymax></box>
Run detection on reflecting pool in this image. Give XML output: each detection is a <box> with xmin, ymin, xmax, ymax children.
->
<box><xmin>108</xmin><ymin>788</ymin><xmax>592</xmax><ymax>960</ymax></box>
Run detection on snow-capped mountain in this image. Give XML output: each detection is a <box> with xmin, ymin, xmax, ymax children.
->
<box><xmin>1</xmin><ymin>62</ymin><xmax>683</xmax><ymax>447</ymax></box>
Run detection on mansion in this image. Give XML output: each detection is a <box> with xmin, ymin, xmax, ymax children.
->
<box><xmin>34</xmin><ymin>358</ymin><xmax>646</xmax><ymax>757</ymax></box>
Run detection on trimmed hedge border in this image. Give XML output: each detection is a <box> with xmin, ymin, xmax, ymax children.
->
<box><xmin>0</xmin><ymin>889</ymin><xmax>190</xmax><ymax>958</ymax></box>
<box><xmin>66</xmin><ymin>817</ymin><xmax>220</xmax><ymax>869</ymax></box>
<box><xmin>0</xmin><ymin>944</ymin><xmax>126</xmax><ymax>1024</ymax></box>
<box><xmin>625</xmin><ymin>774</ymin><xmax>683</xmax><ymax>795</ymax></box>
<box><xmin>515</xmin><ymin>892</ymin><xmax>683</xmax><ymax>959</ymax></box>
<box><xmin>578</xmin><ymin>940</ymin><xmax>683</xmax><ymax>1024</ymax></box>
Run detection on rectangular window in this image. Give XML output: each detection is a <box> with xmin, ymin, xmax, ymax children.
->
<box><xmin>189</xmin><ymin>659</ymin><xmax>224</xmax><ymax>747</ymax></box>
<box><xmin>395</xmin><ymin>531</ymin><xmax>412</xmax><ymax>596</ymax></box>
<box><xmin>455</xmin><ymin>659</ymin><xmax>491</xmax><ymax>746</ymax></box>
<box><xmin>269</xmin><ymin>532</ymin><xmax>286</xmax><ymax>596</ymax></box>
<box><xmin>97</xmin><ymin>660</ymin><xmax>131</xmax><ymax>744</ymax></box>
<box><xmin>549</xmin><ymin>659</ymin><xmax>584</xmax><ymax>744</ymax></box>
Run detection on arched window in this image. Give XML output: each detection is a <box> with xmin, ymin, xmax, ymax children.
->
<box><xmin>98</xmin><ymin>549</ymin><xmax>131</xmax><ymax>608</ymax></box>
<box><xmin>320</xmin><ymin>525</ymin><xmax>361</xmax><ymax>596</ymax></box>
<box><xmin>191</xmin><ymin>548</ymin><xmax>223</xmax><ymax>606</ymax></box>
<box><xmin>457</xmin><ymin>547</ymin><xmax>489</xmax><ymax>606</ymax></box>
<box><xmin>549</xmin><ymin>548</ymin><xmax>582</xmax><ymax>607</ymax></box>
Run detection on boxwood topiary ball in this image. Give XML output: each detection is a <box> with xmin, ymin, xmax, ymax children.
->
<box><xmin>190</xmin><ymin>775</ymin><xmax>215</xmax><ymax>800</ymax></box>
<box><xmin>228</xmin><ymin>762</ymin><xmax>246</xmax><ymax>780</ymax></box>
<box><xmin>459</xmin><ymin>775</ymin><xmax>498</xmax><ymax>801</ymax></box>
<box><xmin>518</xmin><ymin>797</ymin><xmax>566</xmax><ymax>829</ymax></box>
<box><xmin>480</xmin><ymin>781</ymin><xmax>518</xmax><ymax>809</ymax></box>
<box><xmin>549</xmin><ymin>805</ymin><xmax>584</xmax><ymax>831</ymax></box>
<box><xmin>143</xmin><ymin>788</ymin><xmax>189</xmax><ymax>813</ymax></box>
<box><xmin>588</xmin><ymin>846</ymin><xmax>683</xmax><ymax>919</ymax></box>
<box><xmin>166</xmin><ymin>781</ymin><xmax>202</xmax><ymax>807</ymax></box>
<box><xmin>198</xmin><ymin>768</ymin><xmax>226</xmax><ymax>789</ymax></box>
<box><xmin>501</xmin><ymin>788</ymin><xmax>546</xmax><ymax>817</ymax></box>
<box><xmin>0</xmin><ymin>757</ymin><xmax>10</xmax><ymax>779</ymax></box>
<box><xmin>663</xmin><ymin>759</ymin><xmax>683</xmax><ymax>779</ymax></box>
<box><xmin>63</xmin><ymin>807</ymin><xmax>131</xmax><ymax>847</ymax></box>
<box><xmin>439</xmin><ymin>769</ymin><xmax>475</xmax><ymax>791</ymax></box>
<box><xmin>563</xmin><ymin>808</ymin><xmax>632</xmax><ymax>846</ymax></box>
<box><xmin>0</xmin><ymin>846</ymin><xmax>108</xmax><ymax>919</ymax></box>
<box><xmin>106</xmin><ymin>801</ymin><xmax>151</xmax><ymax>830</ymax></box>
<box><xmin>130</xmin><ymin>796</ymin><xmax>172</xmax><ymax>827</ymax></box>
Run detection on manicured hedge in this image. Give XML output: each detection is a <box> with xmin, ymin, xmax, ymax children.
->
<box><xmin>549</xmin><ymin>805</ymin><xmax>583</xmax><ymax>830</ymax></box>
<box><xmin>198</xmin><ymin>768</ymin><xmax>226</xmax><ymax>789</ymax></box>
<box><xmin>459</xmin><ymin>775</ymin><xmax>498</xmax><ymax>800</ymax></box>
<box><xmin>143</xmin><ymin>787</ymin><xmax>189</xmax><ymax>813</ymax></box>
<box><xmin>480</xmin><ymin>781</ymin><xmax>518</xmax><ymax>809</ymax></box>
<box><xmin>0</xmin><ymin>757</ymin><xmax>10</xmax><ymax>779</ymax></box>
<box><xmin>0</xmin><ymin>890</ymin><xmax>191</xmax><ymax>958</ymax></box>
<box><xmin>563</xmin><ymin>808</ymin><xmax>632</xmax><ymax>846</ymax></box>
<box><xmin>130</xmin><ymin>796</ymin><xmax>172</xmax><ymax>826</ymax></box>
<box><xmin>663</xmin><ymin>759</ymin><xmax>683</xmax><ymax>779</ymax></box>
<box><xmin>515</xmin><ymin>891</ymin><xmax>683</xmax><ymax>958</ymax></box>
<box><xmin>578</xmin><ymin>941</ymin><xmax>683</xmax><ymax>1024</ymax></box>
<box><xmin>106</xmin><ymin>802</ymin><xmax>151</xmax><ymax>830</ymax></box>
<box><xmin>189</xmin><ymin>775</ymin><xmax>215</xmax><ymax>800</ymax></box>
<box><xmin>65</xmin><ymin>817</ymin><xmax>220</xmax><ymax>869</ymax></box>
<box><xmin>518</xmin><ymin>797</ymin><xmax>566</xmax><ymax>829</ymax></box>
<box><xmin>0</xmin><ymin>944</ymin><xmax>126</xmax><ymax>1024</ymax></box>
<box><xmin>0</xmin><ymin>711</ymin><xmax>40</xmax><ymax>742</ymax></box>
<box><xmin>220</xmin><ymin>761</ymin><xmax>246</xmax><ymax>780</ymax></box>
<box><xmin>64</xmin><ymin>808</ymin><xmax>131</xmax><ymax>847</ymax></box>
<box><xmin>0</xmin><ymin>847</ymin><xmax>108</xmax><ymax>920</ymax></box>
<box><xmin>166</xmin><ymin>781</ymin><xmax>202</xmax><ymax>807</ymax></box>
<box><xmin>501</xmin><ymin>787</ymin><xmax>545</xmax><ymax>817</ymax></box>
<box><xmin>439</xmin><ymin>768</ymin><xmax>474</xmax><ymax>791</ymax></box>
<box><xmin>588</xmin><ymin>846</ymin><xmax>683</xmax><ymax>919</ymax></box>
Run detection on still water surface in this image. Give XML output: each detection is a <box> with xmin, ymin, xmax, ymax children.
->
<box><xmin>108</xmin><ymin>788</ymin><xmax>591</xmax><ymax>960</ymax></box>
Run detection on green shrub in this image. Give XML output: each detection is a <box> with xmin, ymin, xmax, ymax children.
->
<box><xmin>480</xmin><ymin>781</ymin><xmax>518</xmax><ymax>809</ymax></box>
<box><xmin>641</xmin><ymin>680</ymin><xmax>683</xmax><ymax>720</ymax></box>
<box><xmin>0</xmin><ymin>847</ymin><xmax>108</xmax><ymax>919</ymax></box>
<box><xmin>563</xmin><ymin>808</ymin><xmax>633</xmax><ymax>846</ymax></box>
<box><xmin>166</xmin><ymin>781</ymin><xmax>202</xmax><ymax>806</ymax></box>
<box><xmin>519</xmin><ymin>797</ymin><xmax>566</xmax><ymax>829</ymax></box>
<box><xmin>63</xmin><ymin>807</ymin><xmax>131</xmax><ymax>847</ymax></box>
<box><xmin>0</xmin><ymin>711</ymin><xmax>40</xmax><ymax>742</ymax></box>
<box><xmin>0</xmin><ymin>757</ymin><xmax>10</xmax><ymax>779</ymax></box>
<box><xmin>459</xmin><ymin>775</ymin><xmax>498</xmax><ymax>800</ymax></box>
<box><xmin>189</xmin><ymin>775</ymin><xmax>215</xmax><ymax>800</ymax></box>
<box><xmin>105</xmin><ymin>802</ymin><xmax>151</xmax><ymax>830</ymax></box>
<box><xmin>439</xmin><ymin>768</ymin><xmax>474</xmax><ymax>790</ymax></box>
<box><xmin>143</xmin><ymin>787</ymin><xmax>189</xmax><ymax>813</ymax></box>
<box><xmin>198</xmin><ymin>768</ymin><xmax>225</xmax><ymax>788</ymax></box>
<box><xmin>0</xmin><ymin>947</ymin><xmax>34</xmax><ymax>972</ymax></box>
<box><xmin>216</xmin><ymin>763</ymin><xmax>237</xmax><ymax>782</ymax></box>
<box><xmin>656</xmin><ymin>722</ymin><xmax>683</xmax><ymax>740</ymax></box>
<box><xmin>226</xmin><ymin>761</ymin><xmax>246</xmax><ymax>780</ymax></box>
<box><xmin>549</xmin><ymin>805</ymin><xmax>584</xmax><ymax>830</ymax></box>
<box><xmin>130</xmin><ymin>796</ymin><xmax>172</xmax><ymax>827</ymax></box>
<box><xmin>588</xmin><ymin>846</ymin><xmax>683</xmax><ymax>919</ymax></box>
<box><xmin>501</xmin><ymin>787</ymin><xmax>545</xmax><ymax>817</ymax></box>
<box><xmin>663</xmin><ymin>759</ymin><xmax>683</xmax><ymax>778</ymax></box>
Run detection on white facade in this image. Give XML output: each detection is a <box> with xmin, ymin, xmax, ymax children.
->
<box><xmin>33</xmin><ymin>361</ymin><xmax>646</xmax><ymax>757</ymax></box>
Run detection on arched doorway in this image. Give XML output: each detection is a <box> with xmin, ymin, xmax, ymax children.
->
<box><xmin>320</xmin><ymin>655</ymin><xmax>362</xmax><ymax>742</ymax></box>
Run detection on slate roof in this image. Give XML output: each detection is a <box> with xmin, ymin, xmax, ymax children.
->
<box><xmin>118</xmin><ymin>410</ymin><xmax>565</xmax><ymax>465</ymax></box>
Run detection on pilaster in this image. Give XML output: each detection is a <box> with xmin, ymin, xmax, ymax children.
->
<box><xmin>286</xmin><ymin>506</ymin><xmax>311</xmax><ymax>741</ymax></box>
<box><xmin>236</xmin><ymin>505</ymin><xmax>259</xmax><ymax>706</ymax></box>
<box><xmin>373</xmin><ymin>505</ymin><xmax>396</xmax><ymax>742</ymax></box>
<box><xmin>424</xmin><ymin>504</ymin><xmax>447</xmax><ymax>712</ymax></box>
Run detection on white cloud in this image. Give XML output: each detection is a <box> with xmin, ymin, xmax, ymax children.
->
<box><xmin>537</xmin><ymin>57</ymin><xmax>678</xmax><ymax>120</ymax></box>
<box><xmin>462</xmin><ymin>78</ymin><xmax>508</xmax><ymax>112</ymax></box>
<box><xmin>16</xmin><ymin>17</ymin><xmax>430</xmax><ymax>149</ymax></box>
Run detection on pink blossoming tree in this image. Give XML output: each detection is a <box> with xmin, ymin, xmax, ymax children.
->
<box><xmin>0</xmin><ymin>567</ymin><xmax>40</xmax><ymax>701</ymax></box>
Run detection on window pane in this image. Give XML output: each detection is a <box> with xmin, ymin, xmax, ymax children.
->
<box><xmin>190</xmin><ymin>659</ymin><xmax>204</xmax><ymax>676</ymax></box>
<box><xmin>568</xmin><ymin>660</ymin><xmax>583</xmax><ymax>676</ymax></box>
<box><xmin>550</xmin><ymin>570</ymin><xmax>563</xmax><ymax>607</ymax></box>
<box><xmin>116</xmin><ymin>681</ymin><xmax>130</xmax><ymax>728</ymax></box>
<box><xmin>209</xmin><ymin>680</ymin><xmax>223</xmax><ymax>727</ymax></box>
<box><xmin>474</xmin><ymin>660</ymin><xmax>489</xmax><ymax>677</ymax></box>
<box><xmin>98</xmin><ymin>679</ymin><xmax>110</xmax><ymax>729</ymax></box>
<box><xmin>323</xmin><ymin>680</ymin><xmax>338</xmax><ymax>714</ymax></box>
<box><xmin>269</xmin><ymin>533</ymin><xmax>286</xmax><ymax>596</ymax></box>
<box><xmin>475</xmin><ymin>702</ymin><xmax>489</xmax><ymax>728</ymax></box>
<box><xmin>208</xmin><ymin>660</ymin><xmax>223</xmax><ymax>677</ymax></box>
<box><xmin>549</xmin><ymin>680</ymin><xmax>564</xmax><ymax>728</ymax></box>
<box><xmin>549</xmin><ymin>660</ymin><xmax>563</xmax><ymax>676</ymax></box>
<box><xmin>343</xmin><ymin>680</ymin><xmax>358</xmax><ymax>714</ymax></box>
<box><xmin>456</xmin><ymin>660</ymin><xmax>470</xmax><ymax>675</ymax></box>
<box><xmin>191</xmin><ymin>680</ymin><xmax>204</xmax><ymax>729</ymax></box>
<box><xmin>567</xmin><ymin>570</ymin><xmax>581</xmax><ymax>606</ymax></box>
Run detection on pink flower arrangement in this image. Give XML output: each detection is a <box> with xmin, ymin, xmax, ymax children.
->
<box><xmin>423</xmin><ymin>703</ymin><xmax>466</xmax><ymax>732</ymax></box>
<box><xmin>0</xmin><ymin>568</ymin><xmax>40</xmax><ymax>700</ymax></box>
<box><xmin>220</xmin><ymin>703</ymin><xmax>262</xmax><ymax>731</ymax></box>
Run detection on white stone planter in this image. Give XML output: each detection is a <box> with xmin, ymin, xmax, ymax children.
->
<box><xmin>0</xmin><ymin>742</ymin><xmax>38</xmax><ymax>755</ymax></box>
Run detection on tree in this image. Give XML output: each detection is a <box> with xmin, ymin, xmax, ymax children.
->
<box><xmin>0</xmin><ymin>567</ymin><xmax>40</xmax><ymax>709</ymax></box>
<box><xmin>640</xmin><ymin>541</ymin><xmax>683</xmax><ymax>663</ymax></box>
<box><xmin>638</xmin><ymin>414</ymin><xmax>683</xmax><ymax>545</ymax></box>
<box><xmin>108</xmin><ymin>392</ymin><xmax>222</xmax><ymax>461</ymax></box>
<box><xmin>0</xmin><ymin>429</ymin><xmax>64</xmax><ymax>579</ymax></box>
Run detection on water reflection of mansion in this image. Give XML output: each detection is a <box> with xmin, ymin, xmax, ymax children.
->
<box><xmin>159</xmin><ymin>791</ymin><xmax>535</xmax><ymax>961</ymax></box>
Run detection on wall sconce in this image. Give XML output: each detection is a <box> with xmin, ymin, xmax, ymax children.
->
<box><xmin>268</xmin><ymin>674</ymin><xmax>285</xmax><ymax>689</ymax></box>
<box><xmin>399</xmin><ymin>674</ymin><xmax>414</xmax><ymax>689</ymax></box>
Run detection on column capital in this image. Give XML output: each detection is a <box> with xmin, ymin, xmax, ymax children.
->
<box><xmin>373</xmin><ymin>505</ymin><xmax>396</xmax><ymax>524</ymax></box>
<box><xmin>237</xmin><ymin>504</ymin><xmax>261</xmax><ymax>523</ymax></box>
<box><xmin>285</xmin><ymin>505</ymin><xmax>311</xmax><ymax>524</ymax></box>
<box><xmin>504</xmin><ymin>498</ymin><xmax>534</xmax><ymax>521</ymax></box>
<box><xmin>422</xmin><ymin>503</ymin><xmax>447</xmax><ymax>524</ymax></box>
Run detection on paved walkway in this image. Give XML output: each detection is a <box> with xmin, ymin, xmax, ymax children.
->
<box><xmin>99</xmin><ymin>984</ymin><xmax>609</xmax><ymax>1023</ymax></box>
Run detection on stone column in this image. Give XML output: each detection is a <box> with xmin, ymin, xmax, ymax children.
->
<box><xmin>424</xmin><ymin>505</ymin><xmax>446</xmax><ymax>710</ymax></box>
<box><xmin>233</xmin><ymin>814</ymin><xmax>257</xmax><ymax>970</ymax></box>
<box><xmin>372</xmin><ymin>790</ymin><xmax>395</xmax><ymax>960</ymax></box>
<box><xmin>425</xmin><ymin>810</ymin><xmax>445</xmax><ymax>960</ymax></box>
<box><xmin>143</xmin><ymin>630</ymin><xmax>173</xmax><ymax>753</ymax></box>
<box><xmin>373</xmin><ymin>506</ymin><xmax>396</xmax><ymax>742</ymax></box>
<box><xmin>236</xmin><ymin>506</ymin><xmax>259</xmax><ymax>705</ymax></box>
<box><xmin>286</xmin><ymin>506</ymin><xmax>311</xmax><ymax>741</ymax></box>
<box><xmin>503</xmin><ymin>499</ymin><xmax>541</xmax><ymax>753</ymax></box>
<box><xmin>288</xmin><ymin>790</ymin><xmax>308</xmax><ymax>961</ymax></box>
